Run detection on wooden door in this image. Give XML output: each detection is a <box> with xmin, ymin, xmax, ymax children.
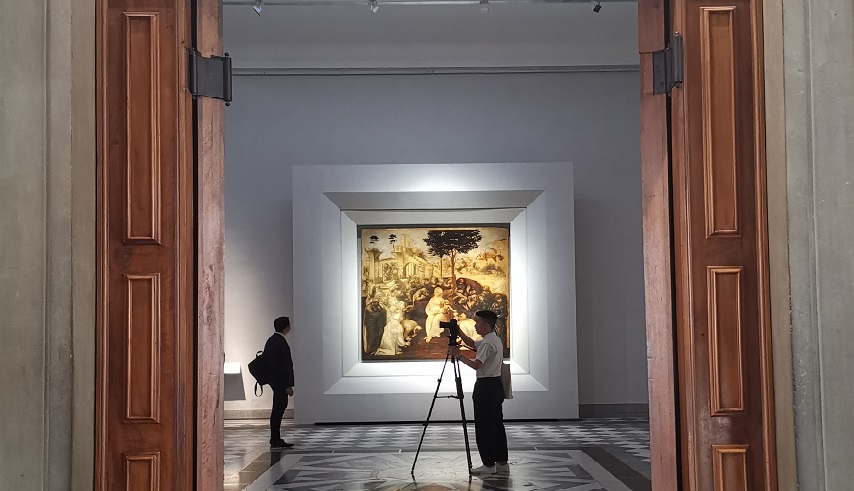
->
<box><xmin>96</xmin><ymin>0</ymin><xmax>194</xmax><ymax>489</ymax></box>
<box><xmin>669</xmin><ymin>0</ymin><xmax>777</xmax><ymax>487</ymax></box>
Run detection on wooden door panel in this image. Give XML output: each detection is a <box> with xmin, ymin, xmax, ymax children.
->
<box><xmin>707</xmin><ymin>266</ymin><xmax>745</xmax><ymax>415</ymax></box>
<box><xmin>712</xmin><ymin>445</ymin><xmax>750</xmax><ymax>489</ymax></box>
<box><xmin>125</xmin><ymin>273</ymin><xmax>161</xmax><ymax>422</ymax></box>
<box><xmin>97</xmin><ymin>0</ymin><xmax>193</xmax><ymax>489</ymax></box>
<box><xmin>699</xmin><ymin>7</ymin><xmax>740</xmax><ymax>238</ymax></box>
<box><xmin>672</xmin><ymin>0</ymin><xmax>776</xmax><ymax>487</ymax></box>
<box><xmin>124</xmin><ymin>11</ymin><xmax>163</xmax><ymax>244</ymax></box>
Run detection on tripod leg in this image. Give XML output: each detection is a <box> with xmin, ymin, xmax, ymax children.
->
<box><xmin>453</xmin><ymin>357</ymin><xmax>474</xmax><ymax>477</ymax></box>
<box><xmin>411</xmin><ymin>351</ymin><xmax>452</xmax><ymax>477</ymax></box>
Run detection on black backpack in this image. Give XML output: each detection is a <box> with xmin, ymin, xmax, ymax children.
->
<box><xmin>247</xmin><ymin>350</ymin><xmax>269</xmax><ymax>396</ymax></box>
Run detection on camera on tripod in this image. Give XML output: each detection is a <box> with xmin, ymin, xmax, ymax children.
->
<box><xmin>439</xmin><ymin>319</ymin><xmax>460</xmax><ymax>346</ymax></box>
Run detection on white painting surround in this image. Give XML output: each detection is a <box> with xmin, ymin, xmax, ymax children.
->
<box><xmin>292</xmin><ymin>163</ymin><xmax>577</xmax><ymax>423</ymax></box>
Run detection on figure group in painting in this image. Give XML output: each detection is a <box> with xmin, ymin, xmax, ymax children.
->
<box><xmin>424</xmin><ymin>287</ymin><xmax>448</xmax><ymax>343</ymax></box>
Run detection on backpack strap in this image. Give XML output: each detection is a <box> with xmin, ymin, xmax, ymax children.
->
<box><xmin>254</xmin><ymin>382</ymin><xmax>263</xmax><ymax>397</ymax></box>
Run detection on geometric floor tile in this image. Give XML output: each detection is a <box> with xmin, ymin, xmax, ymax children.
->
<box><xmin>225</xmin><ymin>418</ymin><xmax>651</xmax><ymax>491</ymax></box>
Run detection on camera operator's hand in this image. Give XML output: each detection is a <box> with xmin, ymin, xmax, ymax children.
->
<box><xmin>456</xmin><ymin>329</ymin><xmax>475</xmax><ymax>348</ymax></box>
<box><xmin>451</xmin><ymin>346</ymin><xmax>483</xmax><ymax>370</ymax></box>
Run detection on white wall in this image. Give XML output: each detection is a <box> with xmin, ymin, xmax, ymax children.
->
<box><xmin>224</xmin><ymin>71</ymin><xmax>648</xmax><ymax>414</ymax></box>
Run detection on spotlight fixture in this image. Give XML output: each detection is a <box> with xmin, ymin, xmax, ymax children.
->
<box><xmin>592</xmin><ymin>0</ymin><xmax>601</xmax><ymax>12</ymax></box>
<box><xmin>253</xmin><ymin>0</ymin><xmax>263</xmax><ymax>15</ymax></box>
<box><xmin>369</xmin><ymin>0</ymin><xmax>379</xmax><ymax>13</ymax></box>
<box><xmin>480</xmin><ymin>0</ymin><xmax>489</xmax><ymax>13</ymax></box>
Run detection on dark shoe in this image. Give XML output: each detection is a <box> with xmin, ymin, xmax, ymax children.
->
<box><xmin>270</xmin><ymin>439</ymin><xmax>294</xmax><ymax>449</ymax></box>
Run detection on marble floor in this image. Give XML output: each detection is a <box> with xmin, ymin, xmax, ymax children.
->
<box><xmin>224</xmin><ymin>417</ymin><xmax>650</xmax><ymax>490</ymax></box>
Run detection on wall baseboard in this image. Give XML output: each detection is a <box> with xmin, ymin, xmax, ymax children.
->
<box><xmin>225</xmin><ymin>408</ymin><xmax>294</xmax><ymax>420</ymax></box>
<box><xmin>578</xmin><ymin>404</ymin><xmax>649</xmax><ymax>418</ymax></box>
<box><xmin>224</xmin><ymin>406</ymin><xmax>647</xmax><ymax>420</ymax></box>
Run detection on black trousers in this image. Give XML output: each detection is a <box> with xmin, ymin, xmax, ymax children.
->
<box><xmin>269</xmin><ymin>383</ymin><xmax>289</xmax><ymax>443</ymax></box>
<box><xmin>472</xmin><ymin>377</ymin><xmax>508</xmax><ymax>466</ymax></box>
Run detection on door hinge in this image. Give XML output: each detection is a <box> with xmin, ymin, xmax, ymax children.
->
<box><xmin>188</xmin><ymin>49</ymin><xmax>233</xmax><ymax>105</ymax></box>
<box><xmin>652</xmin><ymin>33</ymin><xmax>683</xmax><ymax>95</ymax></box>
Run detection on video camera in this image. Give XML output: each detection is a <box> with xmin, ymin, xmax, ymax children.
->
<box><xmin>439</xmin><ymin>319</ymin><xmax>460</xmax><ymax>346</ymax></box>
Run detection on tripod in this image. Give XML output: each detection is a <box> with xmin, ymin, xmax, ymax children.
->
<box><xmin>411</xmin><ymin>344</ymin><xmax>473</xmax><ymax>478</ymax></box>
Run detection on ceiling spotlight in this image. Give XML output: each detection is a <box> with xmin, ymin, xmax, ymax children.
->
<box><xmin>480</xmin><ymin>0</ymin><xmax>489</xmax><ymax>13</ymax></box>
<box><xmin>253</xmin><ymin>0</ymin><xmax>263</xmax><ymax>15</ymax></box>
<box><xmin>369</xmin><ymin>0</ymin><xmax>379</xmax><ymax>13</ymax></box>
<box><xmin>592</xmin><ymin>1</ymin><xmax>601</xmax><ymax>12</ymax></box>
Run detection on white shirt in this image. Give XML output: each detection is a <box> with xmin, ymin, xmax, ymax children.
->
<box><xmin>474</xmin><ymin>332</ymin><xmax>503</xmax><ymax>378</ymax></box>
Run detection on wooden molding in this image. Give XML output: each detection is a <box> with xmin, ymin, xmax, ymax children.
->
<box><xmin>707</xmin><ymin>266</ymin><xmax>745</xmax><ymax>415</ymax></box>
<box><xmin>124</xmin><ymin>12</ymin><xmax>162</xmax><ymax>245</ymax></box>
<box><xmin>712</xmin><ymin>445</ymin><xmax>749</xmax><ymax>491</ymax></box>
<box><xmin>125</xmin><ymin>273</ymin><xmax>162</xmax><ymax>423</ymax></box>
<box><xmin>125</xmin><ymin>453</ymin><xmax>161</xmax><ymax>491</ymax></box>
<box><xmin>700</xmin><ymin>7</ymin><xmax>739</xmax><ymax>238</ymax></box>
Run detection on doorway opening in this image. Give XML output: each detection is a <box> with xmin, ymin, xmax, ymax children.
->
<box><xmin>95</xmin><ymin>0</ymin><xmax>779</xmax><ymax>486</ymax></box>
<box><xmin>219</xmin><ymin>2</ymin><xmax>654</xmax><ymax>489</ymax></box>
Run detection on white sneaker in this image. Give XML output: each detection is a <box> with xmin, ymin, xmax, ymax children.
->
<box><xmin>471</xmin><ymin>464</ymin><xmax>496</xmax><ymax>475</ymax></box>
<box><xmin>496</xmin><ymin>462</ymin><xmax>510</xmax><ymax>473</ymax></box>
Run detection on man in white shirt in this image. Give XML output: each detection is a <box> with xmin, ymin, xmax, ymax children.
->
<box><xmin>450</xmin><ymin>310</ymin><xmax>509</xmax><ymax>475</ymax></box>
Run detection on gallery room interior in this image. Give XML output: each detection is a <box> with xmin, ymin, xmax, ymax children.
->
<box><xmin>8</xmin><ymin>0</ymin><xmax>854</xmax><ymax>487</ymax></box>
<box><xmin>219</xmin><ymin>1</ymin><xmax>650</xmax><ymax>488</ymax></box>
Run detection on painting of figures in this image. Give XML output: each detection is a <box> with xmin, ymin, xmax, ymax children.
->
<box><xmin>361</xmin><ymin>226</ymin><xmax>510</xmax><ymax>361</ymax></box>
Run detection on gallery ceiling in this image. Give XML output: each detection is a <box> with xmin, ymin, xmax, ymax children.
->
<box><xmin>223</xmin><ymin>1</ymin><xmax>640</xmax><ymax>70</ymax></box>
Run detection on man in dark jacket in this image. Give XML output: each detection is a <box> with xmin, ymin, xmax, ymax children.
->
<box><xmin>265</xmin><ymin>316</ymin><xmax>295</xmax><ymax>449</ymax></box>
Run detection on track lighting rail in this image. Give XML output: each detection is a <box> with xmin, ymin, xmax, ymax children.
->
<box><xmin>228</xmin><ymin>0</ymin><xmax>630</xmax><ymax>6</ymax></box>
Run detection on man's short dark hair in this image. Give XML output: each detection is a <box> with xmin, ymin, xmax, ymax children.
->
<box><xmin>474</xmin><ymin>310</ymin><xmax>498</xmax><ymax>327</ymax></box>
<box><xmin>274</xmin><ymin>316</ymin><xmax>290</xmax><ymax>332</ymax></box>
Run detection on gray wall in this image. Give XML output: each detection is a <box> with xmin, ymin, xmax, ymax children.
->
<box><xmin>0</xmin><ymin>0</ymin><xmax>95</xmax><ymax>488</ymax></box>
<box><xmin>783</xmin><ymin>0</ymin><xmax>854</xmax><ymax>487</ymax></box>
<box><xmin>224</xmin><ymin>71</ymin><xmax>649</xmax><ymax>413</ymax></box>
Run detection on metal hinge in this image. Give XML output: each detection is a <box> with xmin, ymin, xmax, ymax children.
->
<box><xmin>652</xmin><ymin>33</ymin><xmax>683</xmax><ymax>95</ymax></box>
<box><xmin>188</xmin><ymin>49</ymin><xmax>233</xmax><ymax>105</ymax></box>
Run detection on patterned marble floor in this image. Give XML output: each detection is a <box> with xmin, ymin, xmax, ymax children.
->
<box><xmin>225</xmin><ymin>418</ymin><xmax>650</xmax><ymax>491</ymax></box>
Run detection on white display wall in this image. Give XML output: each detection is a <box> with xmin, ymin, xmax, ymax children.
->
<box><xmin>292</xmin><ymin>162</ymin><xmax>577</xmax><ymax>423</ymax></box>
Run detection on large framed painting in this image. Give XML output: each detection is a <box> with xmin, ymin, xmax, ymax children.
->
<box><xmin>361</xmin><ymin>226</ymin><xmax>510</xmax><ymax>361</ymax></box>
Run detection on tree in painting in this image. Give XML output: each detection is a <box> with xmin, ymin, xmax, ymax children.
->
<box><xmin>423</xmin><ymin>229</ymin><xmax>483</xmax><ymax>291</ymax></box>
